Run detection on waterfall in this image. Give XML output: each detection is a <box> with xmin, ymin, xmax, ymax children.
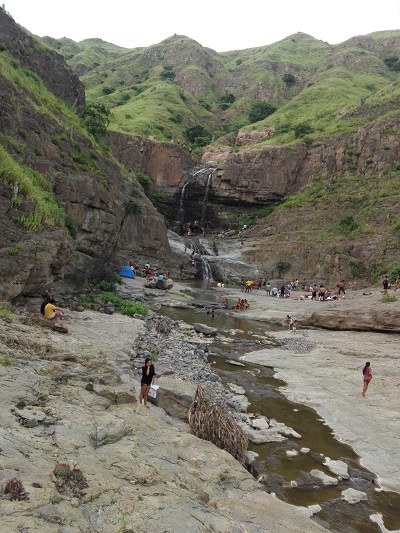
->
<box><xmin>176</xmin><ymin>182</ymin><xmax>188</xmax><ymax>225</ymax></box>
<box><xmin>200</xmin><ymin>172</ymin><xmax>213</xmax><ymax>229</ymax></box>
<box><xmin>172</xmin><ymin>162</ymin><xmax>217</xmax><ymax>233</ymax></box>
<box><xmin>201</xmin><ymin>257</ymin><xmax>213</xmax><ymax>281</ymax></box>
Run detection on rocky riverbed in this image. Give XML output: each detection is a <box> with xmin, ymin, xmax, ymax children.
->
<box><xmin>0</xmin><ymin>293</ymin><xmax>327</xmax><ymax>532</ymax></box>
<box><xmin>1</xmin><ymin>275</ymin><xmax>399</xmax><ymax>532</ymax></box>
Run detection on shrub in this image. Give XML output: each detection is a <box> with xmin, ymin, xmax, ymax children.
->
<box><xmin>189</xmin><ymin>386</ymin><xmax>248</xmax><ymax>465</ymax></box>
<box><xmin>185</xmin><ymin>125</ymin><xmax>211</xmax><ymax>145</ymax></box>
<box><xmin>160</xmin><ymin>67</ymin><xmax>175</xmax><ymax>81</ymax></box>
<box><xmin>275</xmin><ymin>260</ymin><xmax>291</xmax><ymax>277</ymax></box>
<box><xmin>388</xmin><ymin>262</ymin><xmax>400</xmax><ymax>284</ymax></box>
<box><xmin>294</xmin><ymin>122</ymin><xmax>314</xmax><ymax>138</ymax></box>
<box><xmin>220</xmin><ymin>92</ymin><xmax>235</xmax><ymax>104</ymax></box>
<box><xmin>0</xmin><ymin>355</ymin><xmax>14</xmax><ymax>367</ymax></box>
<box><xmin>248</xmin><ymin>100</ymin><xmax>276</xmax><ymax>123</ymax></box>
<box><xmin>3</xmin><ymin>478</ymin><xmax>27</xmax><ymax>501</ymax></box>
<box><xmin>65</xmin><ymin>215</ymin><xmax>77</xmax><ymax>239</ymax></box>
<box><xmin>126</xmin><ymin>200</ymin><xmax>142</xmax><ymax>214</ymax></box>
<box><xmin>282</xmin><ymin>73</ymin><xmax>296</xmax><ymax>85</ymax></box>
<box><xmin>94</xmin><ymin>293</ymin><xmax>149</xmax><ymax>316</ymax></box>
<box><xmin>384</xmin><ymin>56</ymin><xmax>400</xmax><ymax>71</ymax></box>
<box><xmin>7</xmin><ymin>243</ymin><xmax>24</xmax><ymax>255</ymax></box>
<box><xmin>335</xmin><ymin>216</ymin><xmax>359</xmax><ymax>236</ymax></box>
<box><xmin>80</xmin><ymin>103</ymin><xmax>111</xmax><ymax>138</ymax></box>
<box><xmin>135</xmin><ymin>172</ymin><xmax>152</xmax><ymax>192</ymax></box>
<box><xmin>0</xmin><ymin>300</ymin><xmax>14</xmax><ymax>319</ymax></box>
<box><xmin>349</xmin><ymin>258</ymin><xmax>365</xmax><ymax>279</ymax></box>
<box><xmin>95</xmin><ymin>280</ymin><xmax>118</xmax><ymax>292</ymax></box>
<box><xmin>382</xmin><ymin>292</ymin><xmax>397</xmax><ymax>303</ymax></box>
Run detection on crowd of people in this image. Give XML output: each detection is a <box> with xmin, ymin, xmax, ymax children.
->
<box><xmin>238</xmin><ymin>277</ymin><xmax>349</xmax><ymax>301</ymax></box>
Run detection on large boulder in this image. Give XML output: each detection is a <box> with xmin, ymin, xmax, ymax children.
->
<box><xmin>193</xmin><ymin>323</ymin><xmax>218</xmax><ymax>336</ymax></box>
<box><xmin>149</xmin><ymin>376</ymin><xmax>197</xmax><ymax>421</ymax></box>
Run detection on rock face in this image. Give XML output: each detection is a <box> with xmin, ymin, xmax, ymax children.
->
<box><xmin>0</xmin><ymin>10</ymin><xmax>170</xmax><ymax>298</ymax></box>
<box><xmin>0</xmin><ymin>9</ymin><xmax>85</xmax><ymax>111</ymax></box>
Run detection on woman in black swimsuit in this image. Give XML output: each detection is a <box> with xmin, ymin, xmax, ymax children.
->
<box><xmin>139</xmin><ymin>357</ymin><xmax>156</xmax><ymax>407</ymax></box>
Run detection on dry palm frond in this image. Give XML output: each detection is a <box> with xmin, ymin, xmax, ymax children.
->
<box><xmin>189</xmin><ymin>386</ymin><xmax>248</xmax><ymax>465</ymax></box>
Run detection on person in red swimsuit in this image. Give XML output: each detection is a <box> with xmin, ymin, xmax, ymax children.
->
<box><xmin>362</xmin><ymin>362</ymin><xmax>372</xmax><ymax>397</ymax></box>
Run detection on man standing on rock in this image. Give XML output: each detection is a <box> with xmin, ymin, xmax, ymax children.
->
<box><xmin>383</xmin><ymin>275</ymin><xmax>390</xmax><ymax>293</ymax></box>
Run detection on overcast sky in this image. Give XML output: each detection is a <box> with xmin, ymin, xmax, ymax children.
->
<box><xmin>5</xmin><ymin>0</ymin><xmax>400</xmax><ymax>52</ymax></box>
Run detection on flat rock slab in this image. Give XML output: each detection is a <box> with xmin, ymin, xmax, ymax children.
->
<box><xmin>324</xmin><ymin>459</ymin><xmax>349</xmax><ymax>479</ymax></box>
<box><xmin>13</xmin><ymin>407</ymin><xmax>47</xmax><ymax>427</ymax></box>
<box><xmin>193</xmin><ymin>323</ymin><xmax>218</xmax><ymax>336</ymax></box>
<box><xmin>227</xmin><ymin>382</ymin><xmax>246</xmax><ymax>394</ymax></box>
<box><xmin>225</xmin><ymin>359</ymin><xmax>245</xmax><ymax>367</ymax></box>
<box><xmin>310</xmin><ymin>469</ymin><xmax>338</xmax><ymax>486</ymax></box>
<box><xmin>341</xmin><ymin>488</ymin><xmax>368</xmax><ymax>504</ymax></box>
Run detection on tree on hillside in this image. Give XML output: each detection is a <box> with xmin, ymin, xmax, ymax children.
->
<box><xmin>80</xmin><ymin>103</ymin><xmax>111</xmax><ymax>138</ymax></box>
<box><xmin>282</xmin><ymin>73</ymin><xmax>296</xmax><ymax>85</ymax></box>
<box><xmin>248</xmin><ymin>100</ymin><xmax>277</xmax><ymax>123</ymax></box>
<box><xmin>185</xmin><ymin>125</ymin><xmax>211</xmax><ymax>147</ymax></box>
<box><xmin>160</xmin><ymin>66</ymin><xmax>176</xmax><ymax>81</ymax></box>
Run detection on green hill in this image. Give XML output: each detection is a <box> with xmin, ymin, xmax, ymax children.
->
<box><xmin>45</xmin><ymin>31</ymin><xmax>400</xmax><ymax>150</ymax></box>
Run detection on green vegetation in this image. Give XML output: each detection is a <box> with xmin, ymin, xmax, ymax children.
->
<box><xmin>80</xmin><ymin>103</ymin><xmax>111</xmax><ymax>138</ymax></box>
<box><xmin>52</xmin><ymin>29</ymin><xmax>400</xmax><ymax>146</ymax></box>
<box><xmin>126</xmin><ymin>200</ymin><xmax>142</xmax><ymax>215</ymax></box>
<box><xmin>382</xmin><ymin>292</ymin><xmax>397</xmax><ymax>303</ymax></box>
<box><xmin>6</xmin><ymin>243</ymin><xmax>24</xmax><ymax>255</ymax></box>
<box><xmin>65</xmin><ymin>215</ymin><xmax>77</xmax><ymax>239</ymax></box>
<box><xmin>0</xmin><ymin>145</ymin><xmax>64</xmax><ymax>230</ymax></box>
<box><xmin>275</xmin><ymin>260</ymin><xmax>291</xmax><ymax>277</ymax></box>
<box><xmin>333</xmin><ymin>216</ymin><xmax>360</xmax><ymax>236</ymax></box>
<box><xmin>248</xmin><ymin>100</ymin><xmax>276</xmax><ymax>123</ymax></box>
<box><xmin>349</xmin><ymin>258</ymin><xmax>365</xmax><ymax>279</ymax></box>
<box><xmin>238</xmin><ymin>207</ymin><xmax>274</xmax><ymax>229</ymax></box>
<box><xmin>80</xmin><ymin>292</ymin><xmax>148</xmax><ymax>316</ymax></box>
<box><xmin>135</xmin><ymin>172</ymin><xmax>152</xmax><ymax>192</ymax></box>
<box><xmin>0</xmin><ymin>300</ymin><xmax>14</xmax><ymax>320</ymax></box>
<box><xmin>0</xmin><ymin>355</ymin><xmax>15</xmax><ymax>367</ymax></box>
<box><xmin>388</xmin><ymin>262</ymin><xmax>400</xmax><ymax>283</ymax></box>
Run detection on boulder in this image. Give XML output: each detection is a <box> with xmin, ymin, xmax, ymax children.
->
<box><xmin>193</xmin><ymin>323</ymin><xmax>218</xmax><ymax>336</ymax></box>
<box><xmin>93</xmin><ymin>385</ymin><xmax>136</xmax><ymax>405</ymax></box>
<box><xmin>228</xmin><ymin>394</ymin><xmax>250</xmax><ymax>413</ymax></box>
<box><xmin>324</xmin><ymin>459</ymin><xmax>349</xmax><ymax>480</ymax></box>
<box><xmin>341</xmin><ymin>488</ymin><xmax>368</xmax><ymax>504</ymax></box>
<box><xmin>149</xmin><ymin>376</ymin><xmax>197</xmax><ymax>421</ymax></box>
<box><xmin>310</xmin><ymin>469</ymin><xmax>338</xmax><ymax>486</ymax></box>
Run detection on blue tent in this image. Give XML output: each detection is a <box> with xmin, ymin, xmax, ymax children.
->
<box><xmin>119</xmin><ymin>265</ymin><xmax>135</xmax><ymax>278</ymax></box>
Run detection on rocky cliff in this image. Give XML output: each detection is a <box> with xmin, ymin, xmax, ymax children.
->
<box><xmin>0</xmin><ymin>9</ymin><xmax>170</xmax><ymax>299</ymax></box>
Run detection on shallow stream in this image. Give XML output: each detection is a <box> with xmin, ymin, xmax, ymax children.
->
<box><xmin>161</xmin><ymin>286</ymin><xmax>400</xmax><ymax>533</ymax></box>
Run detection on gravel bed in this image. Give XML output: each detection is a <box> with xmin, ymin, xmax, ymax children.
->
<box><xmin>279</xmin><ymin>333</ymin><xmax>317</xmax><ymax>354</ymax></box>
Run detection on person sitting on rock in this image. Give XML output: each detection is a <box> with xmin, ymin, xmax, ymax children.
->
<box><xmin>44</xmin><ymin>298</ymin><xmax>64</xmax><ymax>325</ymax></box>
<box><xmin>40</xmin><ymin>291</ymin><xmax>52</xmax><ymax>315</ymax></box>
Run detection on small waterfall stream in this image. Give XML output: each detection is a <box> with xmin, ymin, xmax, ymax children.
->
<box><xmin>172</xmin><ymin>163</ymin><xmax>217</xmax><ymax>233</ymax></box>
<box><xmin>201</xmin><ymin>257</ymin><xmax>213</xmax><ymax>281</ymax></box>
<box><xmin>200</xmin><ymin>172</ymin><xmax>213</xmax><ymax>229</ymax></box>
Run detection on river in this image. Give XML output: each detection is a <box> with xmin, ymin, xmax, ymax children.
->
<box><xmin>160</xmin><ymin>282</ymin><xmax>400</xmax><ymax>533</ymax></box>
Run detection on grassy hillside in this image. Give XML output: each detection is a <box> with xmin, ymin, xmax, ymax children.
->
<box><xmin>47</xmin><ymin>31</ymin><xmax>400</xmax><ymax>150</ymax></box>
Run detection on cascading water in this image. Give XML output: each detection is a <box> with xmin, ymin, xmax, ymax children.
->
<box><xmin>200</xmin><ymin>172</ymin><xmax>213</xmax><ymax>229</ymax></box>
<box><xmin>172</xmin><ymin>163</ymin><xmax>217</xmax><ymax>234</ymax></box>
<box><xmin>176</xmin><ymin>182</ymin><xmax>188</xmax><ymax>227</ymax></box>
<box><xmin>201</xmin><ymin>257</ymin><xmax>213</xmax><ymax>281</ymax></box>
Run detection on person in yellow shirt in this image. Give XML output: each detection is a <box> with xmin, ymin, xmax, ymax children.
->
<box><xmin>44</xmin><ymin>298</ymin><xmax>64</xmax><ymax>325</ymax></box>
